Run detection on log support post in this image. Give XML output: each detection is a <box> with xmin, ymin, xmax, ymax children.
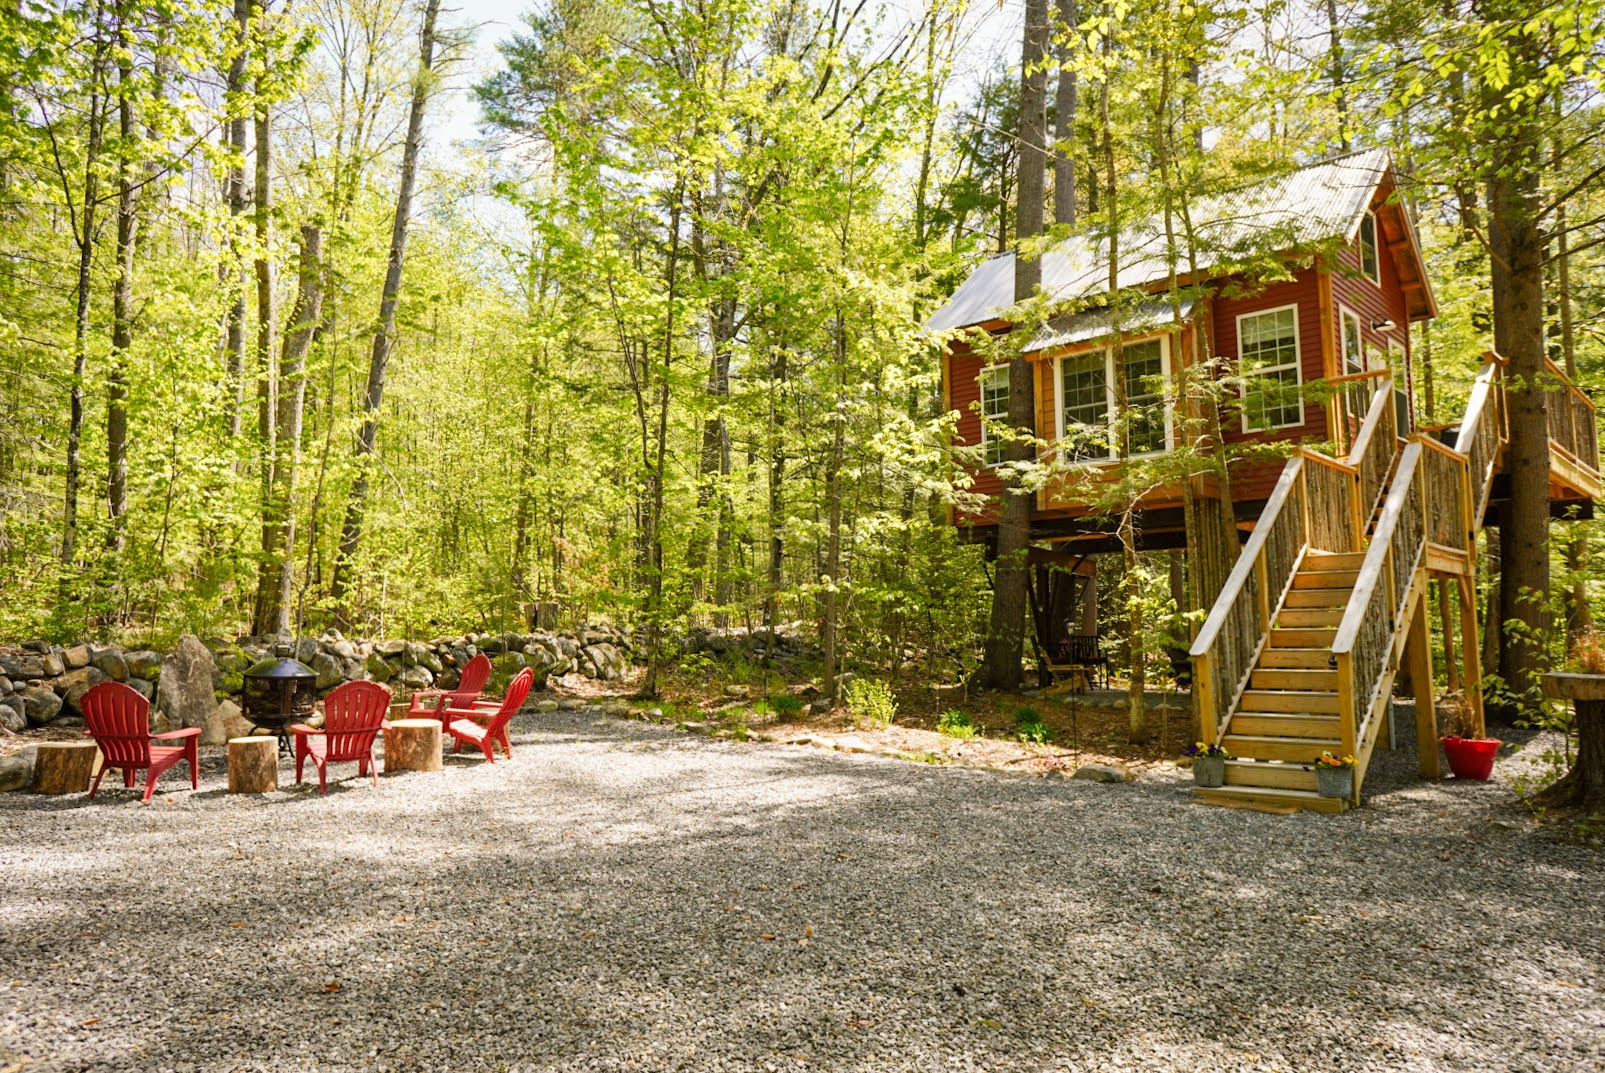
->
<box><xmin>33</xmin><ymin>742</ymin><xmax>101</xmax><ymax>794</ymax></box>
<box><xmin>1405</xmin><ymin>600</ymin><xmax>1440</xmax><ymax>779</ymax></box>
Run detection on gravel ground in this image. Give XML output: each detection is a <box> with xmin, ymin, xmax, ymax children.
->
<box><xmin>1</xmin><ymin>711</ymin><xmax>1601</xmax><ymax>1073</ymax></box>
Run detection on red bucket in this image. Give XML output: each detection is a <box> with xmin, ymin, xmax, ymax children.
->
<box><xmin>1441</xmin><ymin>736</ymin><xmax>1501</xmax><ymax>780</ymax></box>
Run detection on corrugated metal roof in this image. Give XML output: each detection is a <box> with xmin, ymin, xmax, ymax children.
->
<box><xmin>1023</xmin><ymin>298</ymin><xmax>1194</xmax><ymax>354</ymax></box>
<box><xmin>924</xmin><ymin>148</ymin><xmax>1391</xmax><ymax>334</ymax></box>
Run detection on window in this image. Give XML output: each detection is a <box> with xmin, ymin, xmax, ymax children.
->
<box><xmin>1122</xmin><ymin>339</ymin><xmax>1167</xmax><ymax>456</ymax></box>
<box><xmin>1239</xmin><ymin>305</ymin><xmax>1303</xmax><ymax>432</ymax></box>
<box><xmin>1060</xmin><ymin>352</ymin><xmax>1110</xmax><ymax>460</ymax></box>
<box><xmin>1359</xmin><ymin>212</ymin><xmax>1380</xmax><ymax>285</ymax></box>
<box><xmin>1339</xmin><ymin>306</ymin><xmax>1373</xmax><ymax>423</ymax></box>
<box><xmin>980</xmin><ymin>365</ymin><xmax>1009</xmax><ymax>466</ymax></box>
<box><xmin>1056</xmin><ymin>336</ymin><xmax>1172</xmax><ymax>461</ymax></box>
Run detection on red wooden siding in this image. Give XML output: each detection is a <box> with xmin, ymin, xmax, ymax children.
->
<box><xmin>1331</xmin><ymin>189</ymin><xmax>1413</xmax><ymax>410</ymax></box>
<box><xmin>947</xmin><ymin>341</ymin><xmax>1003</xmax><ymax>520</ymax></box>
<box><xmin>1212</xmin><ymin>268</ymin><xmax>1331</xmax><ymax>502</ymax></box>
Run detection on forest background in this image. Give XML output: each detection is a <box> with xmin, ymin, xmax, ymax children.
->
<box><xmin>0</xmin><ymin>0</ymin><xmax>1600</xmax><ymax>709</ymax></box>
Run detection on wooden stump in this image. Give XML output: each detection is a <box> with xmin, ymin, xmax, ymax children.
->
<box><xmin>33</xmin><ymin>741</ymin><xmax>100</xmax><ymax>795</ymax></box>
<box><xmin>384</xmin><ymin>719</ymin><xmax>442</xmax><ymax>773</ymax></box>
<box><xmin>227</xmin><ymin>736</ymin><xmax>279</xmax><ymax>794</ymax></box>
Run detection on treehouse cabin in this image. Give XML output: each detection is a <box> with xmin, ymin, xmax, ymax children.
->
<box><xmin>928</xmin><ymin>148</ymin><xmax>1602</xmax><ymax>812</ymax></box>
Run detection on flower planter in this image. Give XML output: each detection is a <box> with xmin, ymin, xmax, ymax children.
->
<box><xmin>1440</xmin><ymin>736</ymin><xmax>1501</xmax><ymax>780</ymax></box>
<box><xmin>1315</xmin><ymin>765</ymin><xmax>1353</xmax><ymax>799</ymax></box>
<box><xmin>1192</xmin><ymin>755</ymin><xmax>1226</xmax><ymax>788</ymax></box>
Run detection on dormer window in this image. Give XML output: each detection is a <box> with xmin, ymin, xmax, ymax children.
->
<box><xmin>1359</xmin><ymin>211</ymin><xmax>1380</xmax><ymax>285</ymax></box>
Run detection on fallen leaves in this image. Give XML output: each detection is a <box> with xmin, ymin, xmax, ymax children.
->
<box><xmin>323</xmin><ymin>981</ymin><xmax>342</xmax><ymax>993</ymax></box>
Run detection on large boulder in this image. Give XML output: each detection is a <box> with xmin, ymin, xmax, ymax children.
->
<box><xmin>0</xmin><ymin>675</ymin><xmax>11</xmax><ymax>697</ymax></box>
<box><xmin>294</xmin><ymin>637</ymin><xmax>319</xmax><ymax>665</ymax></box>
<box><xmin>62</xmin><ymin>644</ymin><xmax>91</xmax><ymax>670</ymax></box>
<box><xmin>374</xmin><ymin>639</ymin><xmax>406</xmax><ymax>657</ymax></box>
<box><xmin>58</xmin><ymin>666</ymin><xmax>109</xmax><ymax>715</ymax></box>
<box><xmin>331</xmin><ymin>640</ymin><xmax>357</xmax><ymax>660</ymax></box>
<box><xmin>0</xmin><ymin>697</ymin><xmax>26</xmax><ymax>733</ymax></box>
<box><xmin>126</xmin><ymin>677</ymin><xmax>155</xmax><ymax>701</ymax></box>
<box><xmin>21</xmin><ymin>687</ymin><xmax>63</xmax><ymax>726</ymax></box>
<box><xmin>155</xmin><ymin>635</ymin><xmax>222</xmax><ymax>743</ymax></box>
<box><xmin>41</xmin><ymin>650</ymin><xmax>65</xmax><ymax>677</ymax></box>
<box><xmin>0</xmin><ymin>751</ymin><xmax>34</xmax><ymax>793</ymax></box>
<box><xmin>91</xmin><ymin>646</ymin><xmax>128</xmax><ymax>682</ymax></box>
<box><xmin>398</xmin><ymin>665</ymin><xmax>433</xmax><ymax>689</ymax></box>
<box><xmin>0</xmin><ymin>654</ymin><xmax>46</xmax><ymax>681</ymax></box>
<box><xmin>365</xmin><ymin>652</ymin><xmax>396</xmax><ymax>682</ymax></box>
<box><xmin>217</xmin><ymin>699</ymin><xmax>254</xmax><ymax>741</ymax></box>
<box><xmin>311</xmin><ymin>652</ymin><xmax>343</xmax><ymax>691</ymax></box>
<box><xmin>124</xmin><ymin>650</ymin><xmax>163</xmax><ymax>680</ymax></box>
<box><xmin>404</xmin><ymin>643</ymin><xmax>442</xmax><ymax>673</ymax></box>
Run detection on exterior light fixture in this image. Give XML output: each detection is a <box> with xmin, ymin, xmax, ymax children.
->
<box><xmin>1372</xmin><ymin>318</ymin><xmax>1397</xmax><ymax>332</ymax></box>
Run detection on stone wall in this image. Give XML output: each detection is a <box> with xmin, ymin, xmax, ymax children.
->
<box><xmin>0</xmin><ymin>626</ymin><xmax>637</xmax><ymax>743</ymax></box>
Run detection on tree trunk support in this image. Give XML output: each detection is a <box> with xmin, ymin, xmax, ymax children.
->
<box><xmin>33</xmin><ymin>742</ymin><xmax>101</xmax><ymax>794</ymax></box>
<box><xmin>227</xmin><ymin>736</ymin><xmax>279</xmax><ymax>794</ymax></box>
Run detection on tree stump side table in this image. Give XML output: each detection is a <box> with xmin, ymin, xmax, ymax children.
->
<box><xmin>33</xmin><ymin>741</ymin><xmax>101</xmax><ymax>794</ymax></box>
<box><xmin>227</xmin><ymin>736</ymin><xmax>279</xmax><ymax>794</ymax></box>
<box><xmin>384</xmin><ymin>719</ymin><xmax>443</xmax><ymax>773</ymax></box>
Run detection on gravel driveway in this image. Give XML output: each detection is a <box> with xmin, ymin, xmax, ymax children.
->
<box><xmin>1</xmin><ymin>711</ymin><xmax>1601</xmax><ymax>1072</ymax></box>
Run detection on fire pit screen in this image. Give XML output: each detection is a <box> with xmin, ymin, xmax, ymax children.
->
<box><xmin>241</xmin><ymin>657</ymin><xmax>319</xmax><ymax>751</ymax></box>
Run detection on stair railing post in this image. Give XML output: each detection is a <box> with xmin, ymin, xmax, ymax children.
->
<box><xmin>1336</xmin><ymin>649</ymin><xmax>1357</xmax><ymax>765</ymax></box>
<box><xmin>1194</xmin><ymin>655</ymin><xmax>1216</xmax><ymax>744</ymax></box>
<box><xmin>1255</xmin><ymin>547</ymin><xmax>1271</xmax><ymax>638</ymax></box>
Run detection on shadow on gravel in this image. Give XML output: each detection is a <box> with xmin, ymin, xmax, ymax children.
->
<box><xmin>1</xmin><ymin>713</ymin><xmax>1600</xmax><ymax>1073</ymax></box>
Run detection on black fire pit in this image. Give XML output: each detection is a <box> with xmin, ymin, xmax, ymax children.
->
<box><xmin>241</xmin><ymin>657</ymin><xmax>319</xmax><ymax>752</ymax></box>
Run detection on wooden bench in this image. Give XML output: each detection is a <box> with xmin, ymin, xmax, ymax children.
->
<box><xmin>1040</xmin><ymin>634</ymin><xmax>1110</xmax><ymax>693</ymax></box>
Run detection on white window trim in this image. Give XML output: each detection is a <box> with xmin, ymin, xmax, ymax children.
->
<box><xmin>1237</xmin><ymin>303</ymin><xmax>1305</xmax><ymax>434</ymax></box>
<box><xmin>1052</xmin><ymin>334</ymin><xmax>1174</xmax><ymax>462</ymax></box>
<box><xmin>1360</xmin><ymin>211</ymin><xmax>1381</xmax><ymax>286</ymax></box>
<box><xmin>1339</xmin><ymin>305</ymin><xmax>1365</xmax><ymax>376</ymax></box>
<box><xmin>978</xmin><ymin>364</ymin><xmax>1009</xmax><ymax>468</ymax></box>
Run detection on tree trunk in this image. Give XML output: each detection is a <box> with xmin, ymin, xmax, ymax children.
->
<box><xmin>249</xmin><ymin>7</ymin><xmax>279</xmax><ymax>637</ymax></box>
<box><xmin>253</xmin><ymin>225</ymin><xmax>322</xmax><ymax>635</ymax></box>
<box><xmin>1052</xmin><ymin>0</ymin><xmax>1076</xmax><ymax>228</ymax></box>
<box><xmin>224</xmin><ymin>0</ymin><xmax>250</xmax><ymax>439</ymax></box>
<box><xmin>982</xmin><ymin>0</ymin><xmax>1048</xmax><ymax>691</ymax></box>
<box><xmin>1324</xmin><ymin>0</ymin><xmax>1349</xmax><ymax>152</ymax></box>
<box><xmin>331</xmin><ymin>0</ymin><xmax>442</xmax><ymax>616</ymax></box>
<box><xmin>822</xmin><ymin>313</ymin><xmax>847</xmax><ymax>704</ymax></box>
<box><xmin>106</xmin><ymin>9</ymin><xmax>136</xmax><ymax>552</ymax></box>
<box><xmin>63</xmin><ymin>15</ymin><xmax>108</xmax><ymax>565</ymax></box>
<box><xmin>1534</xmin><ymin>697</ymin><xmax>1605</xmax><ymax>818</ymax></box>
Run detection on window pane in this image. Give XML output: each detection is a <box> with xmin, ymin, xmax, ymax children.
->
<box><xmin>1061</xmin><ymin>352</ymin><xmax>1109</xmax><ymax>460</ymax></box>
<box><xmin>1245</xmin><ymin>366</ymin><xmax>1302</xmax><ymax>431</ymax></box>
<box><xmin>1242</xmin><ymin>308</ymin><xmax>1297</xmax><ymax>371</ymax></box>
<box><xmin>1360</xmin><ymin>214</ymin><xmax>1379</xmax><ymax>281</ymax></box>
<box><xmin>981</xmin><ymin>367</ymin><xmax>1008</xmax><ymax>465</ymax></box>
<box><xmin>1122</xmin><ymin>339</ymin><xmax>1166</xmax><ymax>455</ymax></box>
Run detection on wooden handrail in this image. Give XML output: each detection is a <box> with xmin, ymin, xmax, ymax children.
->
<box><xmin>1190</xmin><ymin>455</ymin><xmax>1302</xmax><ymax>658</ymax></box>
<box><xmin>1299</xmin><ymin>448</ymin><xmax>1357</xmax><ymax>476</ymax></box>
<box><xmin>1416</xmin><ymin>436</ymin><xmax>1469</xmax><ymax>465</ymax></box>
<box><xmin>1331</xmin><ymin>443</ymin><xmax>1422</xmax><ymax>657</ymax></box>
<box><xmin>1546</xmin><ymin>358</ymin><xmax>1597</xmax><ymax>412</ymax></box>
<box><xmin>1452</xmin><ymin>360</ymin><xmax>1501</xmax><ymax>457</ymax></box>
<box><xmin>1326</xmin><ymin>368</ymin><xmax>1393</xmax><ymax>387</ymax></box>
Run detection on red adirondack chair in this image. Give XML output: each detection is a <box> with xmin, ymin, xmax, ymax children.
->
<box><xmin>293</xmin><ymin>680</ymin><xmax>392</xmax><ymax>793</ymax></box>
<box><xmin>407</xmin><ymin>652</ymin><xmax>494</xmax><ymax>719</ymax></box>
<box><xmin>81</xmin><ymin>681</ymin><xmax>200</xmax><ymax>804</ymax></box>
<box><xmin>442</xmin><ymin>668</ymin><xmax>534</xmax><ymax>763</ymax></box>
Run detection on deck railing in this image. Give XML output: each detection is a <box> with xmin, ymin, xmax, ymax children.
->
<box><xmin>1348</xmin><ymin>375</ymin><xmax>1398</xmax><ymax>527</ymax></box>
<box><xmin>1453</xmin><ymin>357</ymin><xmax>1505</xmax><ymax>528</ymax></box>
<box><xmin>1189</xmin><ymin>456</ymin><xmax>1306</xmax><ymax>744</ymax></box>
<box><xmin>1191</xmin><ymin>373</ymin><xmax>1396</xmax><ymax>743</ymax></box>
<box><xmin>1545</xmin><ymin>358</ymin><xmax>1600</xmax><ymax>476</ymax></box>
<box><xmin>1328</xmin><ymin>368</ymin><xmax>1393</xmax><ymax>456</ymax></box>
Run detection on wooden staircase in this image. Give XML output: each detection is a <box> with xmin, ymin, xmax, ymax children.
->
<box><xmin>1198</xmin><ymin>550</ymin><xmax>1361</xmax><ymax>813</ymax></box>
<box><xmin>1191</xmin><ymin>355</ymin><xmax>1600</xmax><ymax>813</ymax></box>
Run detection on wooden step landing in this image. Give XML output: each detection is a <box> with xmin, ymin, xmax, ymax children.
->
<box><xmin>1230</xmin><ymin>712</ymin><xmax>1342</xmax><ymax>738</ymax></box>
<box><xmin>1223</xmin><ymin>758</ymin><xmax>1319</xmax><ymax>791</ymax></box>
<box><xmin>1239</xmin><ymin>689</ymin><xmax>1342</xmax><ymax>715</ymax></box>
<box><xmin>1258</xmin><ymin>648</ymin><xmax>1333</xmax><ymax>669</ymax></box>
<box><xmin>1248</xmin><ymin>667</ymin><xmax>1339</xmax><ymax>691</ymax></box>
<box><xmin>1276</xmin><ymin>607</ymin><xmax>1345</xmax><ymax>628</ymax></box>
<box><xmin>1282</xmin><ymin>588</ymin><xmax>1352</xmax><ymax>610</ymax></box>
<box><xmin>1293</xmin><ymin>568</ymin><xmax>1359</xmax><ymax>589</ymax></box>
<box><xmin>1269</xmin><ymin>627</ymin><xmax>1337</xmax><ymax>648</ymax></box>
<box><xmin>1303</xmin><ymin>551</ymin><xmax>1366</xmax><ymax>571</ymax></box>
<box><xmin>1194</xmin><ymin>785</ymin><xmax>1349</xmax><ymax>814</ymax></box>
<box><xmin>1222</xmin><ymin>734</ymin><xmax>1340</xmax><ymax>762</ymax></box>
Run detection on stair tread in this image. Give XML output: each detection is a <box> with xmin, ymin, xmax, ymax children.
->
<box><xmin>1195</xmin><ymin>785</ymin><xmax>1348</xmax><ymax>813</ymax></box>
<box><xmin>1225</xmin><ymin>733</ymin><xmax>1342</xmax><ymax>745</ymax></box>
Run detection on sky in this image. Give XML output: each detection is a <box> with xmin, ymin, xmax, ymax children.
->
<box><xmin>429</xmin><ymin>0</ymin><xmax>1023</xmax><ymax>150</ymax></box>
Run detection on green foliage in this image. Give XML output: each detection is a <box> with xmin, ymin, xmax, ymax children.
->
<box><xmin>771</xmin><ymin>693</ymin><xmax>804</xmax><ymax>717</ymax></box>
<box><xmin>937</xmin><ymin>709</ymin><xmax>977</xmax><ymax>739</ymax></box>
<box><xmin>846</xmin><ymin>678</ymin><xmax>896</xmax><ymax>730</ymax></box>
<box><xmin>1016</xmin><ymin>718</ymin><xmax>1053</xmax><ymax>745</ymax></box>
